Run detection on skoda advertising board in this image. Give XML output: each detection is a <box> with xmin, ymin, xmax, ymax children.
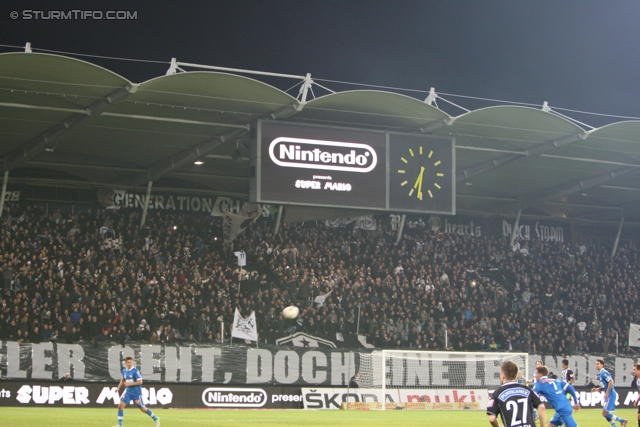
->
<box><xmin>252</xmin><ymin>120</ymin><xmax>455</xmax><ymax>214</ymax></box>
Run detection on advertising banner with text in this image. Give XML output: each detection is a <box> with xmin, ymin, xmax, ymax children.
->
<box><xmin>0</xmin><ymin>381</ymin><xmax>302</xmax><ymax>408</ymax></box>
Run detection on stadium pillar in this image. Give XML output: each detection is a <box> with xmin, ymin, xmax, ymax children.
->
<box><xmin>611</xmin><ymin>216</ymin><xmax>624</xmax><ymax>257</ymax></box>
<box><xmin>140</xmin><ymin>180</ymin><xmax>153</xmax><ymax>229</ymax></box>
<box><xmin>273</xmin><ymin>205</ymin><xmax>283</xmax><ymax>235</ymax></box>
<box><xmin>395</xmin><ymin>215</ymin><xmax>406</xmax><ymax>244</ymax></box>
<box><xmin>509</xmin><ymin>209</ymin><xmax>522</xmax><ymax>247</ymax></box>
<box><xmin>0</xmin><ymin>171</ymin><xmax>7</xmax><ymax>218</ymax></box>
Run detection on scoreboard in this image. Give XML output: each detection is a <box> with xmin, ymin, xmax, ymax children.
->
<box><xmin>250</xmin><ymin>120</ymin><xmax>455</xmax><ymax>215</ymax></box>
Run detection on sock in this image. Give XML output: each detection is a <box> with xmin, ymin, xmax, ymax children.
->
<box><xmin>118</xmin><ymin>409</ymin><xmax>124</xmax><ymax>426</ymax></box>
<box><xmin>614</xmin><ymin>416</ymin><xmax>624</xmax><ymax>422</ymax></box>
<box><xmin>606</xmin><ymin>414</ymin><xmax>613</xmax><ymax>422</ymax></box>
<box><xmin>146</xmin><ymin>409</ymin><xmax>157</xmax><ymax>421</ymax></box>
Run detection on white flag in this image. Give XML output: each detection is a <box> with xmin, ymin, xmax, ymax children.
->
<box><xmin>231</xmin><ymin>308</ymin><xmax>258</xmax><ymax>341</ymax></box>
<box><xmin>234</xmin><ymin>251</ymin><xmax>246</xmax><ymax>267</ymax></box>
<box><xmin>629</xmin><ymin>323</ymin><xmax>640</xmax><ymax>347</ymax></box>
<box><xmin>223</xmin><ymin>204</ymin><xmax>263</xmax><ymax>244</ymax></box>
<box><xmin>314</xmin><ymin>290</ymin><xmax>333</xmax><ymax>308</ymax></box>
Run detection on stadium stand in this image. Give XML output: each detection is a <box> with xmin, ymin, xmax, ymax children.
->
<box><xmin>0</xmin><ymin>201</ymin><xmax>638</xmax><ymax>355</ymax></box>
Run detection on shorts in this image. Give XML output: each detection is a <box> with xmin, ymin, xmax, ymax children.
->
<box><xmin>603</xmin><ymin>392</ymin><xmax>617</xmax><ymax>412</ymax></box>
<box><xmin>550</xmin><ymin>409</ymin><xmax>578</xmax><ymax>427</ymax></box>
<box><xmin>121</xmin><ymin>388</ymin><xmax>145</xmax><ymax>406</ymax></box>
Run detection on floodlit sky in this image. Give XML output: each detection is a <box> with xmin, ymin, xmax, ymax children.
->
<box><xmin>2</xmin><ymin>1</ymin><xmax>640</xmax><ymax>126</ymax></box>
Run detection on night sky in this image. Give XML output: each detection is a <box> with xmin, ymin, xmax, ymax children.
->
<box><xmin>2</xmin><ymin>1</ymin><xmax>640</xmax><ymax>127</ymax></box>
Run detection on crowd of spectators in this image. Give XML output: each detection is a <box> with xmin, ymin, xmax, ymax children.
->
<box><xmin>0</xmin><ymin>202</ymin><xmax>638</xmax><ymax>355</ymax></box>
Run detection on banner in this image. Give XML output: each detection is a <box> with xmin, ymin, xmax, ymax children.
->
<box><xmin>302</xmin><ymin>387</ymin><xmax>485</xmax><ymax>410</ymax></box>
<box><xmin>96</xmin><ymin>189</ymin><xmax>277</xmax><ymax>218</ymax></box>
<box><xmin>0</xmin><ymin>342</ymin><xmax>637</xmax><ymax>389</ymax></box>
<box><xmin>325</xmin><ymin>216</ymin><xmax>376</xmax><ymax>231</ymax></box>
<box><xmin>389</xmin><ymin>214</ymin><xmax>570</xmax><ymax>243</ymax></box>
<box><xmin>1</xmin><ymin>189</ymin><xmax>22</xmax><ymax>203</ymax></box>
<box><xmin>629</xmin><ymin>323</ymin><xmax>640</xmax><ymax>347</ymax></box>
<box><xmin>231</xmin><ymin>308</ymin><xmax>258</xmax><ymax>342</ymax></box>
<box><xmin>2</xmin><ymin>380</ymin><xmax>639</xmax><ymax>410</ymax></box>
<box><xmin>100</xmin><ymin>237</ymin><xmax>122</xmax><ymax>251</ymax></box>
<box><xmin>223</xmin><ymin>204</ymin><xmax>263</xmax><ymax>243</ymax></box>
<box><xmin>0</xmin><ymin>381</ymin><xmax>302</xmax><ymax>409</ymax></box>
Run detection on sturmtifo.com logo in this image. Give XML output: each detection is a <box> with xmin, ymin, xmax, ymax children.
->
<box><xmin>269</xmin><ymin>137</ymin><xmax>377</xmax><ymax>172</ymax></box>
<box><xmin>201</xmin><ymin>388</ymin><xmax>267</xmax><ymax>408</ymax></box>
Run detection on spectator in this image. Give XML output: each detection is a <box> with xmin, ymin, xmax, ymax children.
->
<box><xmin>0</xmin><ymin>202</ymin><xmax>638</xmax><ymax>355</ymax></box>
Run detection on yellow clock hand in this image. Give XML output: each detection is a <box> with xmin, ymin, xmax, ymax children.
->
<box><xmin>410</xmin><ymin>167</ymin><xmax>426</xmax><ymax>198</ymax></box>
<box><xmin>416</xmin><ymin>166</ymin><xmax>425</xmax><ymax>199</ymax></box>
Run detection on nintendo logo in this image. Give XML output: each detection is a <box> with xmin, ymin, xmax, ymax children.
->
<box><xmin>268</xmin><ymin>137</ymin><xmax>377</xmax><ymax>173</ymax></box>
<box><xmin>201</xmin><ymin>387</ymin><xmax>267</xmax><ymax>408</ymax></box>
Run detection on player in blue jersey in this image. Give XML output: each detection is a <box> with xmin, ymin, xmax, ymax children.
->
<box><xmin>115</xmin><ymin>356</ymin><xmax>160</xmax><ymax>427</ymax></box>
<box><xmin>591</xmin><ymin>358</ymin><xmax>627</xmax><ymax>427</ymax></box>
<box><xmin>533</xmin><ymin>365</ymin><xmax>580</xmax><ymax>427</ymax></box>
<box><xmin>631</xmin><ymin>364</ymin><xmax>640</xmax><ymax>427</ymax></box>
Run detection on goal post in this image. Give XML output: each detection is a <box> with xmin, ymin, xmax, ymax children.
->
<box><xmin>352</xmin><ymin>350</ymin><xmax>529</xmax><ymax>410</ymax></box>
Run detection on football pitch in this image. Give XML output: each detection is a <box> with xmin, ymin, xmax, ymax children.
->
<box><xmin>0</xmin><ymin>407</ymin><xmax>636</xmax><ymax>427</ymax></box>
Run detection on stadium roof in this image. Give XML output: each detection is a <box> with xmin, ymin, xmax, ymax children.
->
<box><xmin>2</xmin><ymin>52</ymin><xmax>640</xmax><ymax>224</ymax></box>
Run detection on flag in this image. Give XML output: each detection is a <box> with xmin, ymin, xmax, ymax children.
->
<box><xmin>314</xmin><ymin>290</ymin><xmax>333</xmax><ymax>308</ymax></box>
<box><xmin>231</xmin><ymin>308</ymin><xmax>258</xmax><ymax>341</ymax></box>
<box><xmin>325</xmin><ymin>216</ymin><xmax>376</xmax><ymax>231</ymax></box>
<box><xmin>629</xmin><ymin>323</ymin><xmax>640</xmax><ymax>347</ymax></box>
<box><xmin>223</xmin><ymin>204</ymin><xmax>263</xmax><ymax>244</ymax></box>
<box><xmin>101</xmin><ymin>237</ymin><xmax>121</xmax><ymax>250</ymax></box>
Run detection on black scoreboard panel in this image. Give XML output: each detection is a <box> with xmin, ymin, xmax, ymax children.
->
<box><xmin>251</xmin><ymin>120</ymin><xmax>455</xmax><ymax>215</ymax></box>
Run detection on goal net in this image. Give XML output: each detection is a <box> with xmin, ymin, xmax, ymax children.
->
<box><xmin>350</xmin><ymin>350</ymin><xmax>528</xmax><ymax>410</ymax></box>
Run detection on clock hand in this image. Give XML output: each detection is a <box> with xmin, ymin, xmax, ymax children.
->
<box><xmin>412</xmin><ymin>166</ymin><xmax>425</xmax><ymax>188</ymax></box>
<box><xmin>416</xmin><ymin>166</ymin><xmax>425</xmax><ymax>199</ymax></box>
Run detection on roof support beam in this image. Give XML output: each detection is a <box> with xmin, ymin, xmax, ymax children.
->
<box><xmin>0</xmin><ymin>103</ymin><xmax>87</xmax><ymax>114</ymax></box>
<box><xmin>0</xmin><ymin>171</ymin><xmax>8</xmax><ymax>218</ymax></box>
<box><xmin>25</xmin><ymin>161</ymin><xmax>249</xmax><ymax>182</ymax></box>
<box><xmin>456</xmin><ymin>132</ymin><xmax>587</xmax><ymax>183</ymax></box>
<box><xmin>270</xmin><ymin>101</ymin><xmax>303</xmax><ymax>120</ymax></box>
<box><xmin>396</xmin><ymin>215</ymin><xmax>406</xmax><ymax>244</ymax></box>
<box><xmin>612</xmin><ymin>217</ymin><xmax>624</xmax><ymax>257</ymax></box>
<box><xmin>509</xmin><ymin>209</ymin><xmax>522</xmax><ymax>247</ymax></box>
<box><xmin>123</xmin><ymin>128</ymin><xmax>248</xmax><ymax>186</ymax></box>
<box><xmin>140</xmin><ymin>180</ymin><xmax>153</xmax><ymax>229</ymax></box>
<box><xmin>419</xmin><ymin>117</ymin><xmax>455</xmax><ymax>134</ymax></box>
<box><xmin>273</xmin><ymin>205</ymin><xmax>284</xmax><ymax>236</ymax></box>
<box><xmin>518</xmin><ymin>166</ymin><xmax>640</xmax><ymax>210</ymax></box>
<box><xmin>1</xmin><ymin>85</ymin><xmax>133</xmax><ymax>173</ymax></box>
<box><xmin>101</xmin><ymin>112</ymin><xmax>250</xmax><ymax>129</ymax></box>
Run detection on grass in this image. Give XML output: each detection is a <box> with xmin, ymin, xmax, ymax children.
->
<box><xmin>0</xmin><ymin>407</ymin><xmax>636</xmax><ymax>427</ymax></box>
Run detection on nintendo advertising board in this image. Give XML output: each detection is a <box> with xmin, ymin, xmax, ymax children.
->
<box><xmin>251</xmin><ymin>120</ymin><xmax>455</xmax><ymax>215</ymax></box>
<box><xmin>0</xmin><ymin>382</ymin><xmax>302</xmax><ymax>409</ymax></box>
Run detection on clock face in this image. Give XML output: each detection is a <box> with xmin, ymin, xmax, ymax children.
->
<box><xmin>397</xmin><ymin>145</ymin><xmax>445</xmax><ymax>201</ymax></box>
<box><xmin>388</xmin><ymin>134</ymin><xmax>454</xmax><ymax>213</ymax></box>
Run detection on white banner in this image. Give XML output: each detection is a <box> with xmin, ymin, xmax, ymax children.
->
<box><xmin>231</xmin><ymin>308</ymin><xmax>258</xmax><ymax>342</ymax></box>
<box><xmin>629</xmin><ymin>323</ymin><xmax>640</xmax><ymax>347</ymax></box>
